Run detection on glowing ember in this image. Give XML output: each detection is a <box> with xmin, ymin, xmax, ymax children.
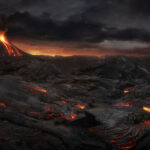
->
<box><xmin>60</xmin><ymin>113</ymin><xmax>78</xmax><ymax>121</ymax></box>
<box><xmin>70</xmin><ymin>114</ymin><xmax>78</xmax><ymax>120</ymax></box>
<box><xmin>30</xmin><ymin>86</ymin><xmax>47</xmax><ymax>93</ymax></box>
<box><xmin>144</xmin><ymin>120</ymin><xmax>150</xmax><ymax>125</ymax></box>
<box><xmin>0</xmin><ymin>31</ymin><xmax>23</xmax><ymax>56</ymax></box>
<box><xmin>114</xmin><ymin>103</ymin><xmax>132</xmax><ymax>107</ymax></box>
<box><xmin>123</xmin><ymin>88</ymin><xmax>134</xmax><ymax>94</ymax></box>
<box><xmin>119</xmin><ymin>143</ymin><xmax>136</xmax><ymax>150</ymax></box>
<box><xmin>143</xmin><ymin>106</ymin><xmax>150</xmax><ymax>112</ymax></box>
<box><xmin>3</xmin><ymin>120</ymin><xmax>8</xmax><ymax>123</ymax></box>
<box><xmin>0</xmin><ymin>35</ymin><xmax>5</xmax><ymax>42</ymax></box>
<box><xmin>74</xmin><ymin>104</ymin><xmax>85</xmax><ymax>109</ymax></box>
<box><xmin>0</xmin><ymin>102</ymin><xmax>6</xmax><ymax>107</ymax></box>
<box><xmin>61</xmin><ymin>99</ymin><xmax>85</xmax><ymax>110</ymax></box>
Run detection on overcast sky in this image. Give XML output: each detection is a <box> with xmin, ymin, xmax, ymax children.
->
<box><xmin>0</xmin><ymin>0</ymin><xmax>150</xmax><ymax>56</ymax></box>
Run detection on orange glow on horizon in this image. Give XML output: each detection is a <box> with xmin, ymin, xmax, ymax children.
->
<box><xmin>17</xmin><ymin>48</ymin><xmax>149</xmax><ymax>57</ymax></box>
<box><xmin>11</xmin><ymin>38</ymin><xmax>150</xmax><ymax>57</ymax></box>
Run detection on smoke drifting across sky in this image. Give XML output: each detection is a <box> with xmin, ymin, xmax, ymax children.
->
<box><xmin>0</xmin><ymin>0</ymin><xmax>150</xmax><ymax>56</ymax></box>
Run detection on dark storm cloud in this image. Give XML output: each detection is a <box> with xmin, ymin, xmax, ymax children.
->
<box><xmin>6</xmin><ymin>12</ymin><xmax>150</xmax><ymax>44</ymax></box>
<box><xmin>0</xmin><ymin>0</ymin><xmax>149</xmax><ymax>23</ymax></box>
<box><xmin>7</xmin><ymin>12</ymin><xmax>58</xmax><ymax>39</ymax></box>
<box><xmin>0</xmin><ymin>0</ymin><xmax>46</xmax><ymax>14</ymax></box>
<box><xmin>109</xmin><ymin>28</ymin><xmax>150</xmax><ymax>42</ymax></box>
<box><xmin>0</xmin><ymin>0</ymin><xmax>132</xmax><ymax>22</ymax></box>
<box><xmin>0</xmin><ymin>0</ymin><xmax>86</xmax><ymax>21</ymax></box>
<box><xmin>0</xmin><ymin>0</ymin><xmax>150</xmax><ymax>44</ymax></box>
<box><xmin>130</xmin><ymin>0</ymin><xmax>150</xmax><ymax>15</ymax></box>
<box><xmin>20</xmin><ymin>0</ymin><xmax>47</xmax><ymax>6</ymax></box>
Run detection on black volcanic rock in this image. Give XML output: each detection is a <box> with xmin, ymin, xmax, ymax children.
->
<box><xmin>0</xmin><ymin>55</ymin><xmax>150</xmax><ymax>150</ymax></box>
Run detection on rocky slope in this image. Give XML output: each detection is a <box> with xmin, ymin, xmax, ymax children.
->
<box><xmin>0</xmin><ymin>55</ymin><xmax>150</xmax><ymax>150</ymax></box>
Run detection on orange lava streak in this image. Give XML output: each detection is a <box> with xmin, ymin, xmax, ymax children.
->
<box><xmin>30</xmin><ymin>86</ymin><xmax>47</xmax><ymax>93</ymax></box>
<box><xmin>60</xmin><ymin>113</ymin><xmax>78</xmax><ymax>120</ymax></box>
<box><xmin>114</xmin><ymin>103</ymin><xmax>132</xmax><ymax>107</ymax></box>
<box><xmin>61</xmin><ymin>99</ymin><xmax>85</xmax><ymax>110</ymax></box>
<box><xmin>143</xmin><ymin>106</ymin><xmax>150</xmax><ymax>112</ymax></box>
<box><xmin>0</xmin><ymin>32</ymin><xmax>22</xmax><ymax>56</ymax></box>
<box><xmin>74</xmin><ymin>104</ymin><xmax>85</xmax><ymax>109</ymax></box>
<box><xmin>119</xmin><ymin>143</ymin><xmax>136</xmax><ymax>149</ymax></box>
<box><xmin>123</xmin><ymin>88</ymin><xmax>134</xmax><ymax>94</ymax></box>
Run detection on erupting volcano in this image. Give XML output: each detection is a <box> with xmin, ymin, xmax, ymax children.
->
<box><xmin>0</xmin><ymin>30</ymin><xmax>26</xmax><ymax>56</ymax></box>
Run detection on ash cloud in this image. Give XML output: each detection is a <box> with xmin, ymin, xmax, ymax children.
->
<box><xmin>0</xmin><ymin>0</ymin><xmax>150</xmax><ymax>53</ymax></box>
<box><xmin>130</xmin><ymin>0</ymin><xmax>150</xmax><ymax>15</ymax></box>
<box><xmin>7</xmin><ymin>12</ymin><xmax>150</xmax><ymax>44</ymax></box>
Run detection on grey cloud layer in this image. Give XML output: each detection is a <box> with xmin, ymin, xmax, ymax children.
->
<box><xmin>0</xmin><ymin>0</ymin><xmax>150</xmax><ymax>45</ymax></box>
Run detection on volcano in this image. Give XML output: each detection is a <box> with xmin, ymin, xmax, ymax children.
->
<box><xmin>0</xmin><ymin>31</ymin><xmax>26</xmax><ymax>56</ymax></box>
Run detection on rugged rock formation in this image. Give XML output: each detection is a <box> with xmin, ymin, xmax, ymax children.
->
<box><xmin>0</xmin><ymin>55</ymin><xmax>150</xmax><ymax>150</ymax></box>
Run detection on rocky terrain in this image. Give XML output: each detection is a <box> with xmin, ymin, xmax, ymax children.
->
<box><xmin>0</xmin><ymin>55</ymin><xmax>150</xmax><ymax>150</ymax></box>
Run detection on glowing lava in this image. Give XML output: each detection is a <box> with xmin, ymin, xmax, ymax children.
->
<box><xmin>30</xmin><ymin>86</ymin><xmax>47</xmax><ymax>93</ymax></box>
<box><xmin>0</xmin><ymin>35</ymin><xmax>5</xmax><ymax>42</ymax></box>
<box><xmin>74</xmin><ymin>104</ymin><xmax>85</xmax><ymax>109</ymax></box>
<box><xmin>0</xmin><ymin>102</ymin><xmax>6</xmax><ymax>108</ymax></box>
<box><xmin>119</xmin><ymin>143</ymin><xmax>136</xmax><ymax>150</ymax></box>
<box><xmin>123</xmin><ymin>88</ymin><xmax>135</xmax><ymax>94</ymax></box>
<box><xmin>143</xmin><ymin>106</ymin><xmax>150</xmax><ymax>112</ymax></box>
<box><xmin>60</xmin><ymin>113</ymin><xmax>78</xmax><ymax>121</ymax></box>
<box><xmin>144</xmin><ymin>120</ymin><xmax>150</xmax><ymax>125</ymax></box>
<box><xmin>0</xmin><ymin>31</ymin><xmax>23</xmax><ymax>56</ymax></box>
<box><xmin>114</xmin><ymin>103</ymin><xmax>132</xmax><ymax>107</ymax></box>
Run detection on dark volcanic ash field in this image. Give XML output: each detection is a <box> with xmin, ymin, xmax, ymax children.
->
<box><xmin>0</xmin><ymin>55</ymin><xmax>150</xmax><ymax>150</ymax></box>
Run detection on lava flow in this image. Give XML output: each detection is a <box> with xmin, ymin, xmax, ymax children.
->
<box><xmin>0</xmin><ymin>31</ymin><xmax>23</xmax><ymax>56</ymax></box>
<box><xmin>142</xmin><ymin>106</ymin><xmax>150</xmax><ymax>112</ymax></box>
<box><xmin>30</xmin><ymin>86</ymin><xmax>47</xmax><ymax>93</ymax></box>
<box><xmin>123</xmin><ymin>88</ymin><xmax>135</xmax><ymax>94</ymax></box>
